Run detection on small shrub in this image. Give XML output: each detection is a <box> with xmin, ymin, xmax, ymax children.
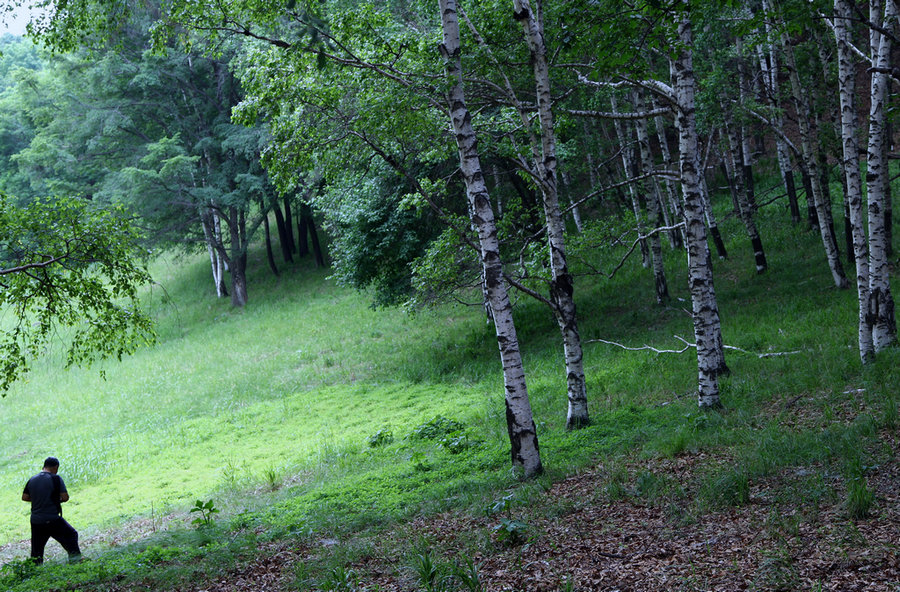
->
<box><xmin>411</xmin><ymin>451</ymin><xmax>432</xmax><ymax>472</ymax></box>
<box><xmin>0</xmin><ymin>558</ymin><xmax>39</xmax><ymax>587</ymax></box>
<box><xmin>409</xmin><ymin>416</ymin><xmax>465</xmax><ymax>440</ymax></box>
<box><xmin>439</xmin><ymin>432</ymin><xmax>473</xmax><ymax>454</ymax></box>
<box><xmin>190</xmin><ymin>499</ymin><xmax>220</xmax><ymax>527</ymax></box>
<box><xmin>492</xmin><ymin>518</ymin><xmax>530</xmax><ymax>547</ymax></box>
<box><xmin>367</xmin><ymin>428</ymin><xmax>395</xmax><ymax>448</ymax></box>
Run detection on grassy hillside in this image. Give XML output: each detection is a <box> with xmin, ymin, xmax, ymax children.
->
<box><xmin>0</xmin><ymin>200</ymin><xmax>898</xmax><ymax>590</ymax></box>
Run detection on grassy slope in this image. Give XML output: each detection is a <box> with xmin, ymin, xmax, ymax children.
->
<box><xmin>0</xmin><ymin>198</ymin><xmax>897</xmax><ymax>590</ymax></box>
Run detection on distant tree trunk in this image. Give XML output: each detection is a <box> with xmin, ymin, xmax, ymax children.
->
<box><xmin>611</xmin><ymin>95</ymin><xmax>651</xmax><ymax>268</ymax></box>
<box><xmin>304</xmin><ymin>203</ymin><xmax>327</xmax><ymax>268</ymax></box>
<box><xmin>756</xmin><ymin>4</ymin><xmax>801</xmax><ymax>223</ymax></box>
<box><xmin>199</xmin><ymin>207</ymin><xmax>228</xmax><ymax>297</ymax></box>
<box><xmin>735</xmin><ymin>37</ymin><xmax>757</xmax><ymax>213</ymax></box>
<box><xmin>561</xmin><ymin>172</ymin><xmax>584</xmax><ymax>233</ymax></box>
<box><xmin>699</xmin><ymin>142</ymin><xmax>728</xmax><ymax>260</ymax></box>
<box><xmin>673</xmin><ymin>12</ymin><xmax>727</xmax><ymax>408</ymax></box>
<box><xmin>867</xmin><ymin>0</ymin><xmax>899</xmax><ymax>351</ymax></box>
<box><xmin>633</xmin><ymin>89</ymin><xmax>670</xmax><ymax>303</ymax></box>
<box><xmin>220</xmin><ymin>207</ymin><xmax>249</xmax><ymax>307</ymax></box>
<box><xmin>439</xmin><ymin>0</ymin><xmax>542</xmax><ymax>475</ymax></box>
<box><xmin>782</xmin><ymin>30</ymin><xmax>849</xmax><ymax>289</ymax></box>
<box><xmin>296</xmin><ymin>206</ymin><xmax>310</xmax><ymax>258</ymax></box>
<box><xmin>262</xmin><ymin>205</ymin><xmax>279</xmax><ymax>277</ymax></box>
<box><xmin>655</xmin><ymin>114</ymin><xmax>685</xmax><ymax>249</ymax></box>
<box><xmin>272</xmin><ymin>202</ymin><xmax>294</xmax><ymax>264</ymax></box>
<box><xmin>513</xmin><ymin>0</ymin><xmax>590</xmax><ymax>430</ymax></box>
<box><xmin>284</xmin><ymin>197</ymin><xmax>296</xmax><ymax>254</ymax></box>
<box><xmin>723</xmin><ymin>109</ymin><xmax>767</xmax><ymax>273</ymax></box>
<box><xmin>834</xmin><ymin>0</ymin><xmax>873</xmax><ymax>362</ymax></box>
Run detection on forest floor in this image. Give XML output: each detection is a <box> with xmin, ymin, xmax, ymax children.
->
<box><xmin>161</xmin><ymin>428</ymin><xmax>900</xmax><ymax>592</ymax></box>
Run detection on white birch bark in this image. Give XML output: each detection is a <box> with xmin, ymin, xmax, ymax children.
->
<box><xmin>834</xmin><ymin>0</ymin><xmax>874</xmax><ymax>362</ymax></box>
<box><xmin>513</xmin><ymin>0</ymin><xmax>590</xmax><ymax>429</ymax></box>
<box><xmin>673</xmin><ymin>11</ymin><xmax>727</xmax><ymax>408</ymax></box>
<box><xmin>611</xmin><ymin>94</ymin><xmax>651</xmax><ymax>268</ymax></box>
<box><xmin>654</xmin><ymin>114</ymin><xmax>685</xmax><ymax>249</ymax></box>
<box><xmin>199</xmin><ymin>207</ymin><xmax>227</xmax><ymax>298</ymax></box>
<box><xmin>438</xmin><ymin>0</ymin><xmax>542</xmax><ymax>475</ymax></box>
<box><xmin>782</xmin><ymin>31</ymin><xmax>850</xmax><ymax>289</ymax></box>
<box><xmin>756</xmin><ymin>21</ymin><xmax>801</xmax><ymax>224</ymax></box>
<box><xmin>866</xmin><ymin>0</ymin><xmax>898</xmax><ymax>351</ymax></box>
<box><xmin>633</xmin><ymin>89</ymin><xmax>670</xmax><ymax>303</ymax></box>
<box><xmin>723</xmin><ymin>110</ymin><xmax>767</xmax><ymax>273</ymax></box>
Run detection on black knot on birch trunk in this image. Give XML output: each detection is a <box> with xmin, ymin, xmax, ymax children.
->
<box><xmin>513</xmin><ymin>8</ymin><xmax>529</xmax><ymax>21</ymax></box>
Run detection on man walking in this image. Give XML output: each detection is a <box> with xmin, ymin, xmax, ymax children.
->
<box><xmin>22</xmin><ymin>457</ymin><xmax>82</xmax><ymax>564</ymax></box>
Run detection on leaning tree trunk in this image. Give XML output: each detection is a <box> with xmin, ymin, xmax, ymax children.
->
<box><xmin>834</xmin><ymin>0</ymin><xmax>873</xmax><ymax>362</ymax></box>
<box><xmin>633</xmin><ymin>89</ymin><xmax>670</xmax><ymax>303</ymax></box>
<box><xmin>782</xmin><ymin>30</ymin><xmax>849</xmax><ymax>289</ymax></box>
<box><xmin>673</xmin><ymin>11</ymin><xmax>727</xmax><ymax>408</ymax></box>
<box><xmin>867</xmin><ymin>0</ymin><xmax>899</xmax><ymax>351</ymax></box>
<box><xmin>513</xmin><ymin>0</ymin><xmax>590</xmax><ymax>429</ymax></box>
<box><xmin>439</xmin><ymin>0</ymin><xmax>542</xmax><ymax>476</ymax></box>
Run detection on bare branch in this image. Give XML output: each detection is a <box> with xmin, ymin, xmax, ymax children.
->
<box><xmin>589</xmin><ymin>334</ymin><xmax>804</xmax><ymax>358</ymax></box>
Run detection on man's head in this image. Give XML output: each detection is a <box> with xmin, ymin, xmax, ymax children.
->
<box><xmin>43</xmin><ymin>457</ymin><xmax>60</xmax><ymax>473</ymax></box>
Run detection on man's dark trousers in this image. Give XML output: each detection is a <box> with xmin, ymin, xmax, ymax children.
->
<box><xmin>31</xmin><ymin>517</ymin><xmax>81</xmax><ymax>564</ymax></box>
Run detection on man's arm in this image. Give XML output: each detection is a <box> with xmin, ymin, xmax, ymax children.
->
<box><xmin>60</xmin><ymin>492</ymin><xmax>69</xmax><ymax>503</ymax></box>
<box><xmin>22</xmin><ymin>492</ymin><xmax>30</xmax><ymax>502</ymax></box>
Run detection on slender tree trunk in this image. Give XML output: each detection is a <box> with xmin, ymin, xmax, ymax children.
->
<box><xmin>272</xmin><ymin>202</ymin><xmax>294</xmax><ymax>263</ymax></box>
<box><xmin>219</xmin><ymin>207</ymin><xmax>248</xmax><ymax>307</ymax></box>
<box><xmin>673</xmin><ymin>11</ymin><xmax>727</xmax><ymax>408</ymax></box>
<box><xmin>262</xmin><ymin>205</ymin><xmax>279</xmax><ymax>277</ymax></box>
<box><xmin>439</xmin><ymin>0</ymin><xmax>542</xmax><ymax>475</ymax></box>
<box><xmin>296</xmin><ymin>207</ymin><xmax>310</xmax><ymax>258</ymax></box>
<box><xmin>736</xmin><ymin>37</ymin><xmax>757</xmax><ymax>213</ymax></box>
<box><xmin>561</xmin><ymin>172</ymin><xmax>584</xmax><ymax>233</ymax></box>
<box><xmin>633</xmin><ymin>89</ymin><xmax>670</xmax><ymax>303</ymax></box>
<box><xmin>723</xmin><ymin>109</ymin><xmax>767</xmax><ymax>273</ymax></box>
<box><xmin>758</xmin><ymin>3</ymin><xmax>801</xmax><ymax>223</ymax></box>
<box><xmin>306</xmin><ymin>206</ymin><xmax>327</xmax><ymax>268</ymax></box>
<box><xmin>612</xmin><ymin>95</ymin><xmax>651</xmax><ymax>268</ymax></box>
<box><xmin>514</xmin><ymin>0</ymin><xmax>589</xmax><ymax>429</ymax></box>
<box><xmin>655</xmin><ymin>114</ymin><xmax>685</xmax><ymax>249</ymax></box>
<box><xmin>284</xmin><ymin>197</ymin><xmax>296</xmax><ymax>254</ymax></box>
<box><xmin>782</xmin><ymin>30</ymin><xmax>850</xmax><ymax>289</ymax></box>
<box><xmin>867</xmin><ymin>0</ymin><xmax>899</xmax><ymax>351</ymax></box>
<box><xmin>834</xmin><ymin>0</ymin><xmax>874</xmax><ymax>362</ymax></box>
<box><xmin>199</xmin><ymin>209</ymin><xmax>228</xmax><ymax>298</ymax></box>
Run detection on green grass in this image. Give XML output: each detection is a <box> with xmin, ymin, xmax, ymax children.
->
<box><xmin>0</xmin><ymin>184</ymin><xmax>898</xmax><ymax>591</ymax></box>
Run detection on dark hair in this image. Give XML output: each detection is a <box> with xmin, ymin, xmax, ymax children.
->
<box><xmin>43</xmin><ymin>457</ymin><xmax>60</xmax><ymax>468</ymax></box>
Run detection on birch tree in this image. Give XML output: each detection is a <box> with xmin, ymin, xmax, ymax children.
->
<box><xmin>510</xmin><ymin>0</ymin><xmax>589</xmax><ymax>429</ymax></box>
<box><xmin>673</xmin><ymin>10</ymin><xmax>728</xmax><ymax>407</ymax></box>
<box><xmin>833</xmin><ymin>0</ymin><xmax>873</xmax><ymax>362</ymax></box>
<box><xmin>865</xmin><ymin>0</ymin><xmax>898</xmax><ymax>351</ymax></box>
<box><xmin>780</xmin><ymin>24</ymin><xmax>849</xmax><ymax>289</ymax></box>
<box><xmin>439</xmin><ymin>0</ymin><xmax>542</xmax><ymax>475</ymax></box>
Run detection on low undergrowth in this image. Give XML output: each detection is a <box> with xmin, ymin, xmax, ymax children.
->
<box><xmin>0</xmin><ymin>196</ymin><xmax>898</xmax><ymax>590</ymax></box>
